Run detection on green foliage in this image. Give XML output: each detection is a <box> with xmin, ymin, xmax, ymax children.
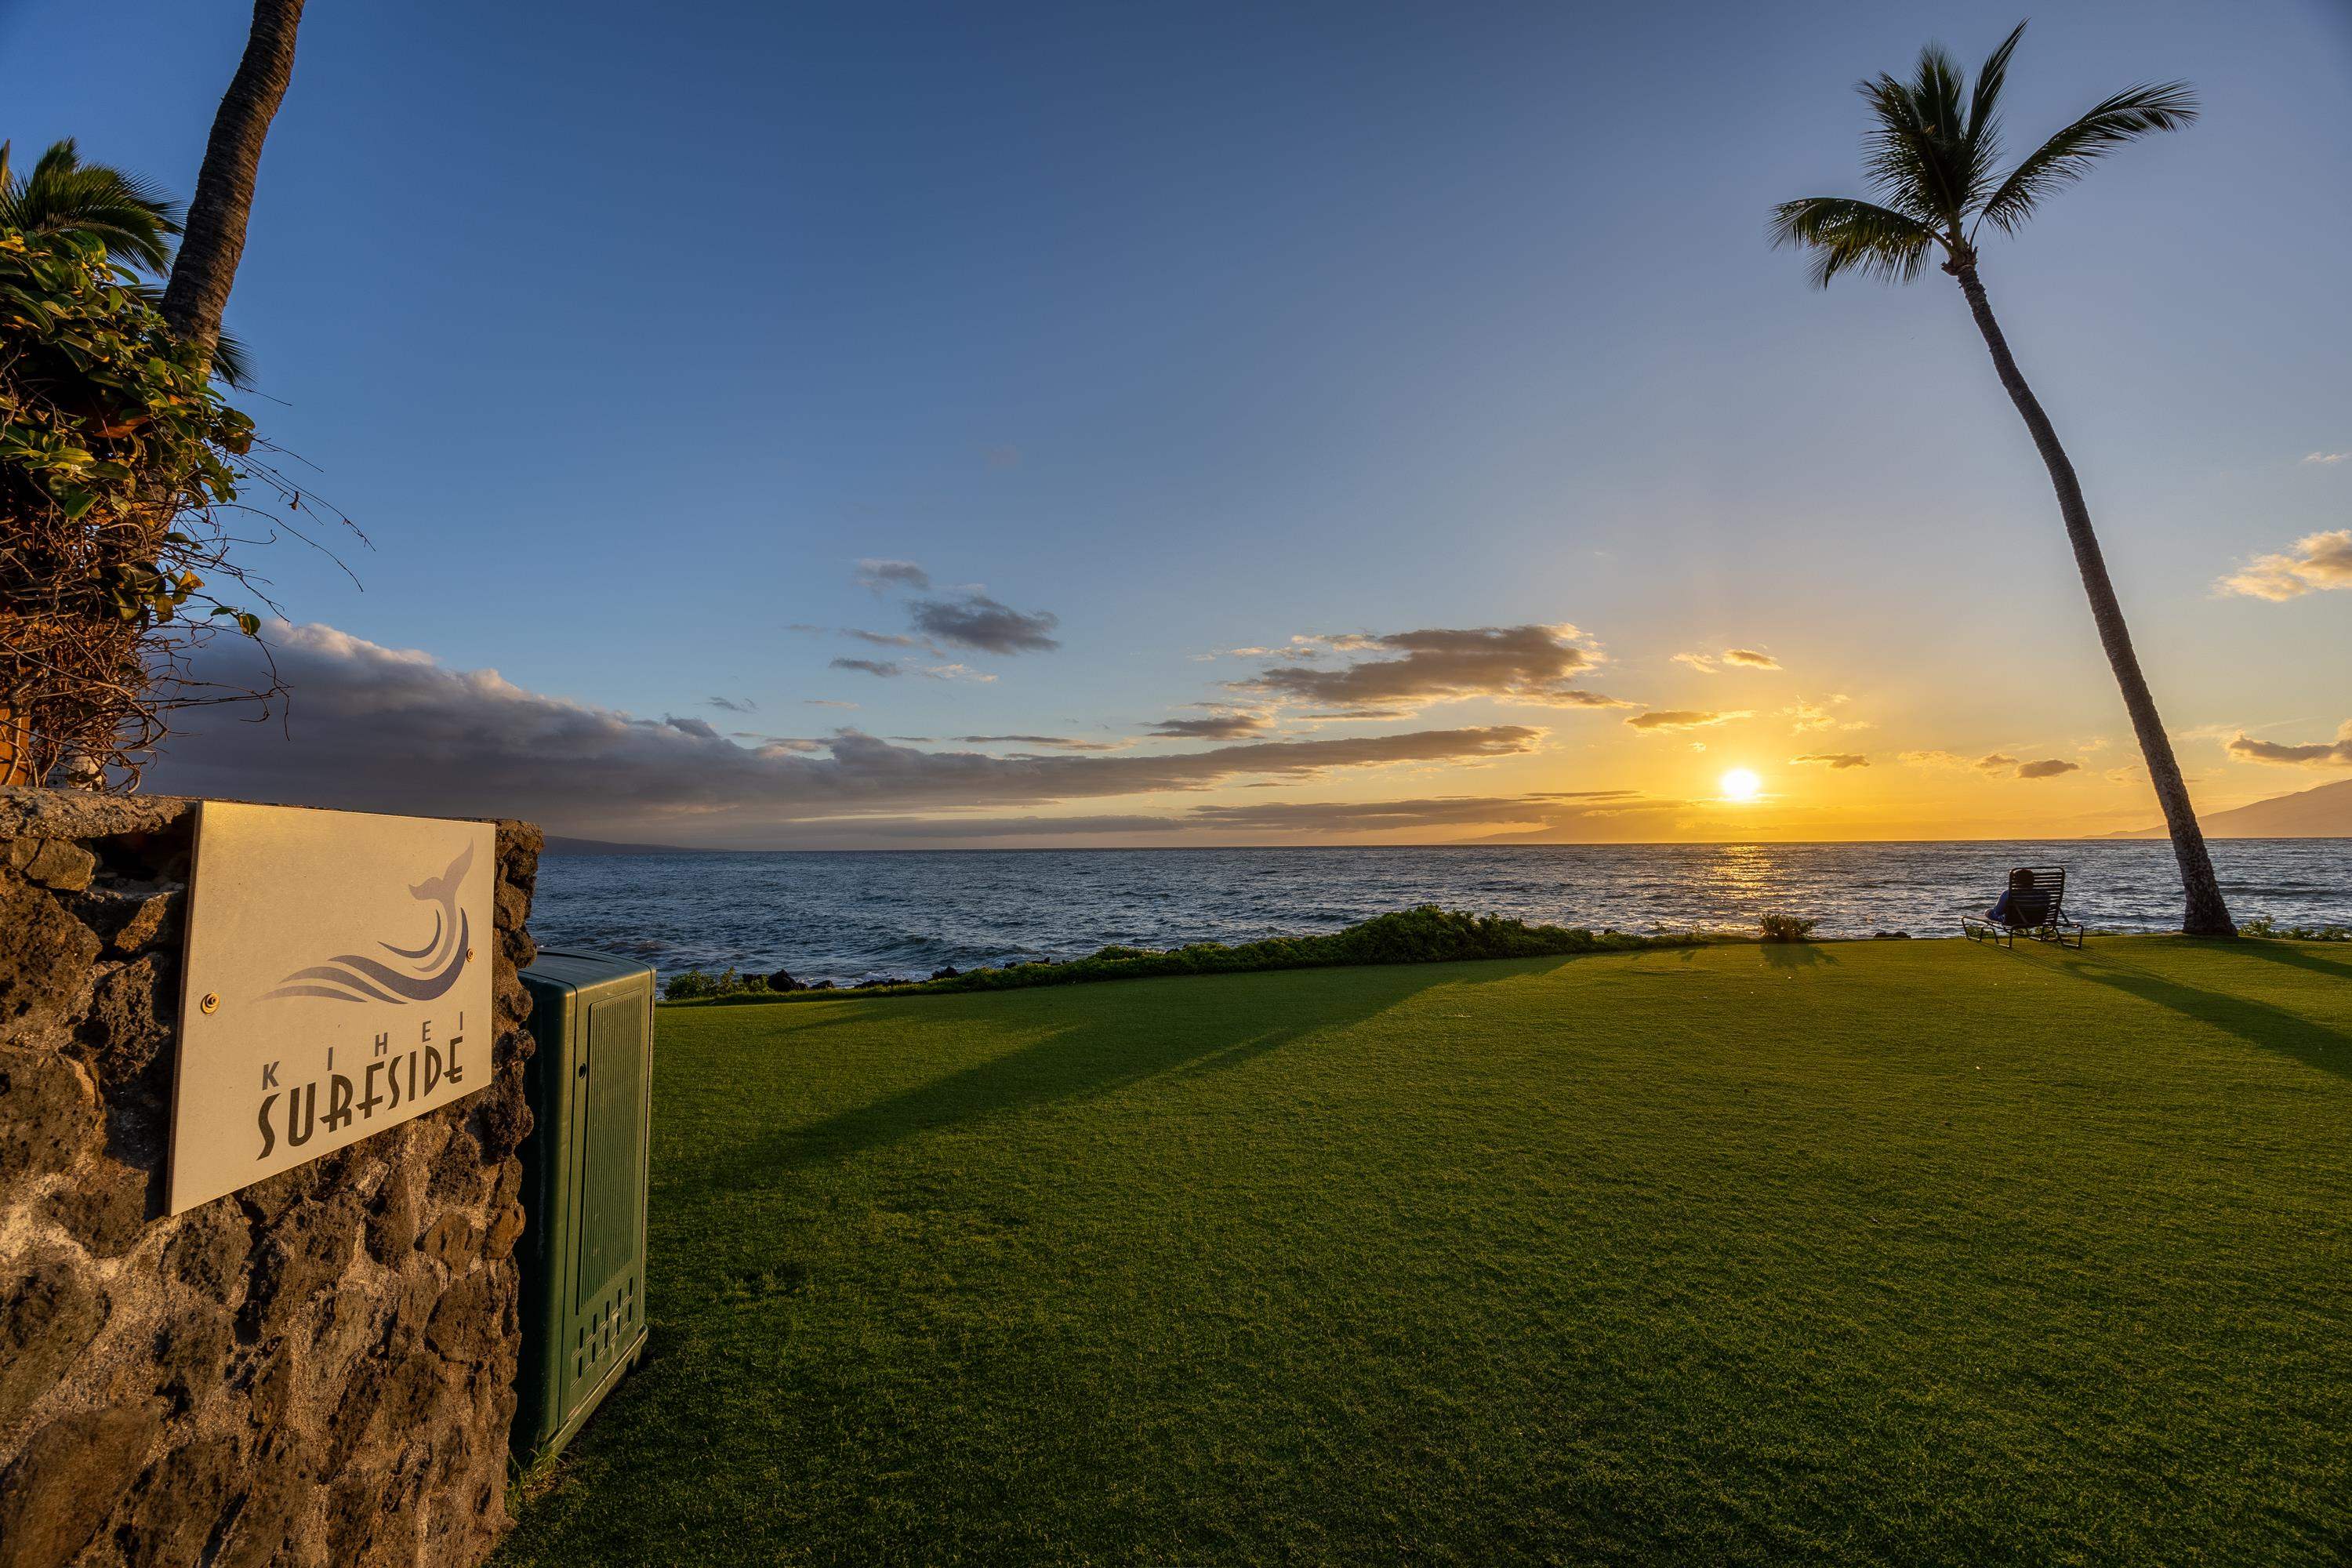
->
<box><xmin>662</xmin><ymin>965</ymin><xmax>773</xmax><ymax>1002</ymax></box>
<box><xmin>0</xmin><ymin>139</ymin><xmax>180</xmax><ymax>276</ymax></box>
<box><xmin>670</xmin><ymin>906</ymin><xmax>1690</xmax><ymax>1007</ymax></box>
<box><xmin>0</xmin><ymin>221</ymin><xmax>270</xmax><ymax>780</ymax></box>
<box><xmin>1759</xmin><ymin>913</ymin><xmax>1820</xmax><ymax>942</ymax></box>
<box><xmin>1770</xmin><ymin>21</ymin><xmax>2197</xmax><ymax>285</ymax></box>
<box><xmin>2241</xmin><ymin>916</ymin><xmax>2351</xmax><ymax>942</ymax></box>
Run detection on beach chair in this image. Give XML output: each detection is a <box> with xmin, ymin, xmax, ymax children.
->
<box><xmin>1962</xmin><ymin>866</ymin><xmax>2085</xmax><ymax>949</ymax></box>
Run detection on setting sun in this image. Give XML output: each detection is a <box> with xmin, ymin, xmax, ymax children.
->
<box><xmin>1719</xmin><ymin>768</ymin><xmax>1762</xmax><ymax>802</ymax></box>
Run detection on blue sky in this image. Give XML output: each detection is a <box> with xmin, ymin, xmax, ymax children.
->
<box><xmin>8</xmin><ymin>0</ymin><xmax>2349</xmax><ymax>843</ymax></box>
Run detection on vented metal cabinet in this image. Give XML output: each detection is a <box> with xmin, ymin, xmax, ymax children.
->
<box><xmin>514</xmin><ymin>950</ymin><xmax>655</xmax><ymax>1464</ymax></box>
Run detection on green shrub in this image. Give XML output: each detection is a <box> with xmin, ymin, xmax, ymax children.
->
<box><xmin>663</xmin><ymin>965</ymin><xmax>771</xmax><ymax>1001</ymax></box>
<box><xmin>1</xmin><ymin>224</ymin><xmax>271</xmax><ymax>782</ymax></box>
<box><xmin>2241</xmin><ymin>916</ymin><xmax>2351</xmax><ymax>942</ymax></box>
<box><xmin>1759</xmin><ymin>913</ymin><xmax>1820</xmax><ymax>942</ymax></box>
<box><xmin>670</xmin><ymin>906</ymin><xmax>1696</xmax><ymax>1007</ymax></box>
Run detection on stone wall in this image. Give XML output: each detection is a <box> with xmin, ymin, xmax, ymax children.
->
<box><xmin>0</xmin><ymin>789</ymin><xmax>542</xmax><ymax>1568</ymax></box>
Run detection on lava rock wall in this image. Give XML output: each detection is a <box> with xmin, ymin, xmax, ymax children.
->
<box><xmin>0</xmin><ymin>789</ymin><xmax>542</xmax><ymax>1568</ymax></box>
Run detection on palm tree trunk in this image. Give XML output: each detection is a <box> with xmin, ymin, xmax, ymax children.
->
<box><xmin>1951</xmin><ymin>262</ymin><xmax>2234</xmax><ymax>935</ymax></box>
<box><xmin>161</xmin><ymin>0</ymin><xmax>306</xmax><ymax>358</ymax></box>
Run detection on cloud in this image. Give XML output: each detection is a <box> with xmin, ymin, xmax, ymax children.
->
<box><xmin>1148</xmin><ymin>713</ymin><xmax>1271</xmax><ymax>741</ymax></box>
<box><xmin>1897</xmin><ymin>750</ymin><xmax>1965</xmax><ymax>767</ymax></box>
<box><xmin>855</xmin><ymin>558</ymin><xmax>931</xmax><ymax>593</ymax></box>
<box><xmin>907</xmin><ymin>593</ymin><xmax>1062</xmax><ymax>655</ymax></box>
<box><xmin>1626</xmin><ymin>709</ymin><xmax>1745</xmax><ymax>731</ymax></box>
<box><xmin>954</xmin><ymin>735</ymin><xmax>1123</xmax><ymax>752</ymax></box>
<box><xmin>1975</xmin><ymin>753</ymin><xmax>2019</xmax><ymax>771</ymax></box>
<box><xmin>706</xmin><ymin>695</ymin><xmax>756</xmax><ymax>713</ymax></box>
<box><xmin>2227</xmin><ymin>720</ymin><xmax>2352</xmax><ymax>767</ymax></box>
<box><xmin>2016</xmin><ymin>759</ymin><xmax>2081</xmax><ymax>779</ymax></box>
<box><xmin>661</xmin><ymin>715</ymin><xmax>721</xmax><ymax>740</ymax></box>
<box><xmin>842</xmin><ymin>628</ymin><xmax>924</xmax><ymax>648</ymax></box>
<box><xmin>919</xmin><ymin>662</ymin><xmax>996</xmax><ymax>683</ymax></box>
<box><xmin>1675</xmin><ymin>648</ymin><xmax>1779</xmax><ymax>673</ymax></box>
<box><xmin>786</xmin><ymin>814</ymin><xmax>1182</xmax><ymax>840</ymax></box>
<box><xmin>2217</xmin><ymin>530</ymin><xmax>2352</xmax><ymax>600</ymax></box>
<box><xmin>1791</xmin><ymin>753</ymin><xmax>1869</xmax><ymax>769</ymax></box>
<box><xmin>1237</xmin><ymin>625</ymin><xmax>1612</xmax><ymax>713</ymax></box>
<box><xmin>2304</xmin><ymin>452</ymin><xmax>2347</xmax><ymax>465</ymax></box>
<box><xmin>804</xmin><ymin>699</ymin><xmax>858</xmax><ymax>709</ymax></box>
<box><xmin>1782</xmin><ymin>695</ymin><xmax>1857</xmax><ymax>732</ymax></box>
<box><xmin>149</xmin><ymin>625</ymin><xmax>1546</xmax><ymax>842</ymax></box>
<box><xmin>829</xmin><ymin>657</ymin><xmax>902</xmax><ymax>677</ymax></box>
<box><xmin>1178</xmin><ymin>793</ymin><xmax>1664</xmax><ymax>834</ymax></box>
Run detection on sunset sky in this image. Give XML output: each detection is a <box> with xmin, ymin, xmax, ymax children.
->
<box><xmin>9</xmin><ymin>0</ymin><xmax>2349</xmax><ymax>846</ymax></box>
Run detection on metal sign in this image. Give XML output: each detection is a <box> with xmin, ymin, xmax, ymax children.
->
<box><xmin>167</xmin><ymin>801</ymin><xmax>495</xmax><ymax>1214</ymax></box>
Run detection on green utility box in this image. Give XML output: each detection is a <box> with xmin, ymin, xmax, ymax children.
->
<box><xmin>514</xmin><ymin>950</ymin><xmax>655</xmax><ymax>1464</ymax></box>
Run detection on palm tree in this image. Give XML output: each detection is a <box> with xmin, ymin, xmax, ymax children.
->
<box><xmin>162</xmin><ymin>0</ymin><xmax>306</xmax><ymax>362</ymax></box>
<box><xmin>0</xmin><ymin>139</ymin><xmax>180</xmax><ymax>271</ymax></box>
<box><xmin>1771</xmin><ymin>21</ymin><xmax>2234</xmax><ymax>936</ymax></box>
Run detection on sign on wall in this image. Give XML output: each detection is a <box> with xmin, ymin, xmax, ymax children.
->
<box><xmin>167</xmin><ymin>801</ymin><xmax>495</xmax><ymax>1214</ymax></box>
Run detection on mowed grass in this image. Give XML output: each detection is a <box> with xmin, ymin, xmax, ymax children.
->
<box><xmin>495</xmin><ymin>938</ymin><xmax>2352</xmax><ymax>1566</ymax></box>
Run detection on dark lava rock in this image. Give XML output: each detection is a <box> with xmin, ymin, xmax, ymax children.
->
<box><xmin>0</xmin><ymin>1260</ymin><xmax>110</xmax><ymax>1429</ymax></box>
<box><xmin>766</xmin><ymin>967</ymin><xmax>800</xmax><ymax>991</ymax></box>
<box><xmin>930</xmin><ymin>967</ymin><xmax>961</xmax><ymax>981</ymax></box>
<box><xmin>116</xmin><ymin>1434</ymin><xmax>241</xmax><ymax>1566</ymax></box>
<box><xmin>42</xmin><ymin>1153</ymin><xmax>151</xmax><ymax>1256</ymax></box>
<box><xmin>154</xmin><ymin>1305</ymin><xmax>236</xmax><ymax>1414</ymax></box>
<box><xmin>0</xmin><ymin>1043</ymin><xmax>104</xmax><ymax>1185</ymax></box>
<box><xmin>19</xmin><ymin>838</ymin><xmax>97</xmax><ymax>892</ymax></box>
<box><xmin>0</xmin><ymin>878</ymin><xmax>101</xmax><ymax>1031</ymax></box>
<box><xmin>0</xmin><ymin>1402</ymin><xmax>164</xmax><ymax>1568</ymax></box>
<box><xmin>165</xmin><ymin>1203</ymin><xmax>253</xmax><ymax>1295</ymax></box>
<box><xmin>82</xmin><ymin>953</ymin><xmax>174</xmax><ymax>1085</ymax></box>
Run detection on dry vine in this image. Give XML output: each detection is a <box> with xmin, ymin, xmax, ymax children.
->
<box><xmin>2</xmin><ymin>227</ymin><xmax>358</xmax><ymax>789</ymax></box>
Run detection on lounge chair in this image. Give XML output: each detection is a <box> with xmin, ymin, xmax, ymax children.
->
<box><xmin>1962</xmin><ymin>866</ymin><xmax>2085</xmax><ymax>949</ymax></box>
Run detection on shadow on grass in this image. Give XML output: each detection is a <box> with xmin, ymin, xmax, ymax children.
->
<box><xmin>733</xmin><ymin>960</ymin><xmax>1560</xmax><ymax>1181</ymax></box>
<box><xmin>2065</xmin><ymin>949</ymin><xmax>2352</xmax><ymax>1081</ymax></box>
<box><xmin>2220</xmin><ymin>940</ymin><xmax>2352</xmax><ymax>984</ymax></box>
<box><xmin>1761</xmin><ymin>942</ymin><xmax>1839</xmax><ymax>970</ymax></box>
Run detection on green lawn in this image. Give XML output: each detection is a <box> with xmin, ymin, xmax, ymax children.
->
<box><xmin>495</xmin><ymin>938</ymin><xmax>2352</xmax><ymax>1566</ymax></box>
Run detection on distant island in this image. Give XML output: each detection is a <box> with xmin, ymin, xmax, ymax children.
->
<box><xmin>541</xmin><ymin>835</ymin><xmax>698</xmax><ymax>856</ymax></box>
<box><xmin>2111</xmin><ymin>777</ymin><xmax>2352</xmax><ymax>839</ymax></box>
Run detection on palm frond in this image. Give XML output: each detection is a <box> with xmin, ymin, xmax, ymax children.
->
<box><xmin>1857</xmin><ymin>74</ymin><xmax>1940</xmax><ymax>220</ymax></box>
<box><xmin>1769</xmin><ymin>197</ymin><xmax>1942</xmax><ymax>289</ymax></box>
<box><xmin>1857</xmin><ymin>50</ymin><xmax>1991</xmax><ymax>228</ymax></box>
<box><xmin>0</xmin><ymin>138</ymin><xmax>183</xmax><ymax>275</ymax></box>
<box><xmin>1910</xmin><ymin>42</ymin><xmax>1969</xmax><ymax>143</ymax></box>
<box><xmin>209</xmin><ymin>329</ymin><xmax>254</xmax><ymax>389</ymax></box>
<box><xmin>1965</xmin><ymin>22</ymin><xmax>2027</xmax><ymax>158</ymax></box>
<box><xmin>1976</xmin><ymin>80</ymin><xmax>2198</xmax><ymax>235</ymax></box>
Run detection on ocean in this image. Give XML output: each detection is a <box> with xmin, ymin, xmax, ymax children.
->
<box><xmin>527</xmin><ymin>839</ymin><xmax>2350</xmax><ymax>986</ymax></box>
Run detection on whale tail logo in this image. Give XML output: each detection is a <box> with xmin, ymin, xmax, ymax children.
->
<box><xmin>263</xmin><ymin>841</ymin><xmax>474</xmax><ymax>1005</ymax></box>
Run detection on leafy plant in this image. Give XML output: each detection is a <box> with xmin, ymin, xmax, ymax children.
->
<box><xmin>2239</xmin><ymin>916</ymin><xmax>2351</xmax><ymax>942</ymax></box>
<box><xmin>1</xmin><ymin>224</ymin><xmax>276</xmax><ymax>784</ymax></box>
<box><xmin>1759</xmin><ymin>913</ymin><xmax>1820</xmax><ymax>943</ymax></box>
<box><xmin>664</xmin><ymin>965</ymin><xmax>775</xmax><ymax>1001</ymax></box>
